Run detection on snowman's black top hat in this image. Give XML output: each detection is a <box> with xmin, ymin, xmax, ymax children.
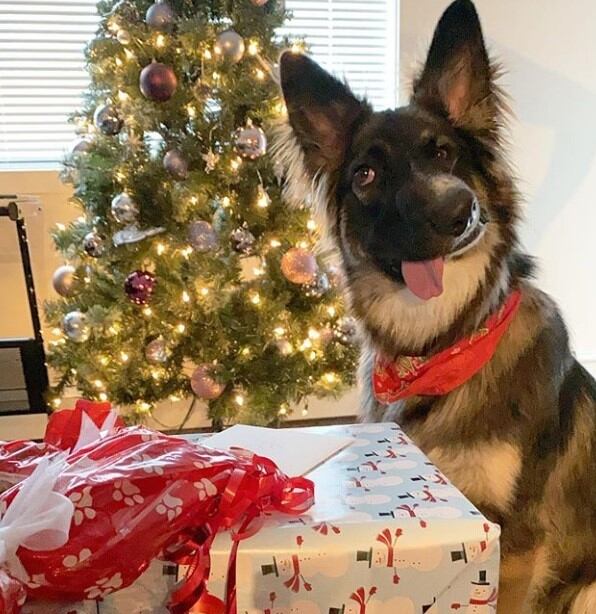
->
<box><xmin>472</xmin><ymin>570</ymin><xmax>491</xmax><ymax>585</ymax></box>
<box><xmin>261</xmin><ymin>557</ymin><xmax>279</xmax><ymax>577</ymax></box>
<box><xmin>356</xmin><ymin>548</ymin><xmax>373</xmax><ymax>568</ymax></box>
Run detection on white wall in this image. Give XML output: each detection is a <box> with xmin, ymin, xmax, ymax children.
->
<box><xmin>401</xmin><ymin>0</ymin><xmax>596</xmax><ymax>376</ymax></box>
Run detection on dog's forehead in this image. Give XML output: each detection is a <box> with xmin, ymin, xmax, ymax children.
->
<box><xmin>353</xmin><ymin>106</ymin><xmax>448</xmax><ymax>153</ymax></box>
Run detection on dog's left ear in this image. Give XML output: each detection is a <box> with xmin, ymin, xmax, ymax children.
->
<box><xmin>279</xmin><ymin>52</ymin><xmax>369</xmax><ymax>176</ymax></box>
<box><xmin>413</xmin><ymin>0</ymin><xmax>497</xmax><ymax>131</ymax></box>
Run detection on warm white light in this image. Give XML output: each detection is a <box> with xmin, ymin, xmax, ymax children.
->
<box><xmin>300</xmin><ymin>338</ymin><xmax>313</xmax><ymax>351</ymax></box>
<box><xmin>52</xmin><ymin>398</ymin><xmax>62</xmax><ymax>408</ymax></box>
<box><xmin>99</xmin><ymin>392</ymin><xmax>108</xmax><ymax>402</ymax></box>
<box><xmin>200</xmin><ymin>287</ymin><xmax>209</xmax><ymax>297</ymax></box>
<box><xmin>255</xmin><ymin>68</ymin><xmax>265</xmax><ymax>80</ymax></box>
<box><xmin>203</xmin><ymin>49</ymin><xmax>212</xmax><ymax>60</ymax></box>
<box><xmin>124</xmin><ymin>49</ymin><xmax>135</xmax><ymax>61</ymax></box>
<box><xmin>298</xmin><ymin>240</ymin><xmax>309</xmax><ymax>249</ymax></box>
<box><xmin>190</xmin><ymin>196</ymin><xmax>199</xmax><ymax>205</ymax></box>
<box><xmin>55</xmin><ymin>222</ymin><xmax>66</xmax><ymax>231</ymax></box>
<box><xmin>279</xmin><ymin>404</ymin><xmax>288</xmax><ymax>416</ymax></box>
<box><xmin>308</xmin><ymin>328</ymin><xmax>320</xmax><ymax>340</ymax></box>
<box><xmin>120</xmin><ymin>351</ymin><xmax>129</xmax><ymax>363</ymax></box>
<box><xmin>291</xmin><ymin>43</ymin><xmax>303</xmax><ymax>54</ymax></box>
<box><xmin>93</xmin><ymin>379</ymin><xmax>104</xmax><ymax>389</ymax></box>
<box><xmin>248</xmin><ymin>41</ymin><xmax>259</xmax><ymax>56</ymax></box>
<box><xmin>212</xmin><ymin>71</ymin><xmax>221</xmax><ymax>81</ymax></box>
<box><xmin>301</xmin><ymin>408</ymin><xmax>309</xmax><ymax>417</ymax></box>
<box><xmin>327</xmin><ymin>306</ymin><xmax>337</xmax><ymax>317</ymax></box>
<box><xmin>143</xmin><ymin>307</ymin><xmax>153</xmax><ymax>317</ymax></box>
<box><xmin>182</xmin><ymin>290</ymin><xmax>190</xmax><ymax>303</ymax></box>
<box><xmin>230</xmin><ymin>158</ymin><xmax>242</xmax><ymax>172</ymax></box>
<box><xmin>222</xmin><ymin>196</ymin><xmax>231</xmax><ymax>207</ymax></box>
<box><xmin>115</xmin><ymin>57</ymin><xmax>123</xmax><ymax>67</ymax></box>
<box><xmin>323</xmin><ymin>372</ymin><xmax>338</xmax><ymax>384</ymax></box>
<box><xmin>250</xmin><ymin>293</ymin><xmax>261</xmax><ymax>305</ymax></box>
<box><xmin>241</xmin><ymin>347</ymin><xmax>251</xmax><ymax>356</ymax></box>
<box><xmin>176</xmin><ymin>323</ymin><xmax>186</xmax><ymax>333</ymax></box>
<box><xmin>118</xmin><ymin>90</ymin><xmax>129</xmax><ymax>102</ymax></box>
<box><xmin>256</xmin><ymin>187</ymin><xmax>270</xmax><ymax>208</ymax></box>
<box><xmin>186</xmin><ymin>104</ymin><xmax>197</xmax><ymax>119</ymax></box>
<box><xmin>270</xmin><ymin>239</ymin><xmax>281</xmax><ymax>248</ymax></box>
<box><xmin>307</xmin><ymin>219</ymin><xmax>317</xmax><ymax>231</ymax></box>
<box><xmin>99</xmin><ymin>355</ymin><xmax>109</xmax><ymax>366</ymax></box>
<box><xmin>155</xmin><ymin>34</ymin><xmax>166</xmax><ymax>48</ymax></box>
<box><xmin>138</xmin><ymin>401</ymin><xmax>152</xmax><ymax>412</ymax></box>
<box><xmin>273</xmin><ymin>327</ymin><xmax>286</xmax><ymax>338</ymax></box>
<box><xmin>156</xmin><ymin>242</ymin><xmax>166</xmax><ymax>255</ymax></box>
<box><xmin>181</xmin><ymin>246</ymin><xmax>193</xmax><ymax>258</ymax></box>
<box><xmin>234</xmin><ymin>394</ymin><xmax>245</xmax><ymax>406</ymax></box>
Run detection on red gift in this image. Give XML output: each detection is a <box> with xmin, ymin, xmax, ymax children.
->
<box><xmin>0</xmin><ymin>408</ymin><xmax>314</xmax><ymax>613</ymax></box>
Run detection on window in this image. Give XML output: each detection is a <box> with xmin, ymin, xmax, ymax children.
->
<box><xmin>281</xmin><ymin>0</ymin><xmax>399</xmax><ymax>111</ymax></box>
<box><xmin>0</xmin><ymin>0</ymin><xmax>98</xmax><ymax>168</ymax></box>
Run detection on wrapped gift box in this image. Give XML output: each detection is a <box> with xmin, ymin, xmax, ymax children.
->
<box><xmin>23</xmin><ymin>423</ymin><xmax>500</xmax><ymax>613</ymax></box>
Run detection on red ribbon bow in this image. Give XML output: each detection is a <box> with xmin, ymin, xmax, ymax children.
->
<box><xmin>373</xmin><ymin>290</ymin><xmax>522</xmax><ymax>403</ymax></box>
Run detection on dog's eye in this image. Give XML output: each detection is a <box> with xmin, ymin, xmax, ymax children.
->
<box><xmin>434</xmin><ymin>146</ymin><xmax>449</xmax><ymax>161</ymax></box>
<box><xmin>354</xmin><ymin>166</ymin><xmax>376</xmax><ymax>187</ymax></box>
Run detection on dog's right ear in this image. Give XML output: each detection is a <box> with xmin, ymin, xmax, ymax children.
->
<box><xmin>279</xmin><ymin>52</ymin><xmax>368</xmax><ymax>177</ymax></box>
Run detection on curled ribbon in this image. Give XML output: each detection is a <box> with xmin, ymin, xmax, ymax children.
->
<box><xmin>169</xmin><ymin>450</ymin><xmax>315</xmax><ymax>614</ymax></box>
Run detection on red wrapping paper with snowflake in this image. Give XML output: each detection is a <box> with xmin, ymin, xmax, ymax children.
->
<box><xmin>0</xmin><ymin>405</ymin><xmax>314</xmax><ymax>614</ymax></box>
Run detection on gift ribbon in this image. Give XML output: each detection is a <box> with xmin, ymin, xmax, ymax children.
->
<box><xmin>0</xmin><ymin>455</ymin><xmax>73</xmax><ymax>583</ymax></box>
<box><xmin>169</xmin><ymin>451</ymin><xmax>314</xmax><ymax>614</ymax></box>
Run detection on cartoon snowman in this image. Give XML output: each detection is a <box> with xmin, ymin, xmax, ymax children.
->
<box><xmin>450</xmin><ymin>524</ymin><xmax>494</xmax><ymax>565</ymax></box>
<box><xmin>451</xmin><ymin>571</ymin><xmax>498</xmax><ymax>613</ymax></box>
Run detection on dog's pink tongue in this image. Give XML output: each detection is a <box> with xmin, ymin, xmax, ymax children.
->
<box><xmin>401</xmin><ymin>258</ymin><xmax>445</xmax><ymax>300</ymax></box>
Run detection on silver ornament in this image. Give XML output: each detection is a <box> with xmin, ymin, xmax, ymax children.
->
<box><xmin>145</xmin><ymin>1</ymin><xmax>174</xmax><ymax>31</ymax></box>
<box><xmin>188</xmin><ymin>220</ymin><xmax>218</xmax><ymax>253</ymax></box>
<box><xmin>281</xmin><ymin>247</ymin><xmax>318</xmax><ymax>284</ymax></box>
<box><xmin>190</xmin><ymin>364</ymin><xmax>225</xmax><ymax>400</ymax></box>
<box><xmin>230</xmin><ymin>225</ymin><xmax>256</xmax><ymax>255</ymax></box>
<box><xmin>83</xmin><ymin>231</ymin><xmax>106</xmax><ymax>258</ymax></box>
<box><xmin>234</xmin><ymin>124</ymin><xmax>267</xmax><ymax>160</ymax></box>
<box><xmin>334</xmin><ymin>316</ymin><xmax>358</xmax><ymax>345</ymax></box>
<box><xmin>93</xmin><ymin>104</ymin><xmax>122</xmax><ymax>136</ymax></box>
<box><xmin>145</xmin><ymin>337</ymin><xmax>170</xmax><ymax>364</ymax></box>
<box><xmin>52</xmin><ymin>265</ymin><xmax>77</xmax><ymax>297</ymax></box>
<box><xmin>214</xmin><ymin>29</ymin><xmax>245</xmax><ymax>64</ymax></box>
<box><xmin>70</xmin><ymin>138</ymin><xmax>91</xmax><ymax>156</ymax></box>
<box><xmin>145</xmin><ymin>131</ymin><xmax>166</xmax><ymax>160</ymax></box>
<box><xmin>108</xmin><ymin>0</ymin><xmax>139</xmax><ymax>21</ymax></box>
<box><xmin>116</xmin><ymin>29</ymin><xmax>132</xmax><ymax>45</ymax></box>
<box><xmin>111</xmin><ymin>192</ymin><xmax>139</xmax><ymax>224</ymax></box>
<box><xmin>63</xmin><ymin>311</ymin><xmax>90</xmax><ymax>343</ymax></box>
<box><xmin>163</xmin><ymin>148</ymin><xmax>189</xmax><ymax>179</ymax></box>
<box><xmin>304</xmin><ymin>271</ymin><xmax>331</xmax><ymax>298</ymax></box>
<box><xmin>112</xmin><ymin>224</ymin><xmax>165</xmax><ymax>246</ymax></box>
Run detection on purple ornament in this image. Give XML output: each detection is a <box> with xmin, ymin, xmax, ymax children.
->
<box><xmin>163</xmin><ymin>148</ymin><xmax>189</xmax><ymax>179</ymax></box>
<box><xmin>124</xmin><ymin>270</ymin><xmax>156</xmax><ymax>305</ymax></box>
<box><xmin>139</xmin><ymin>62</ymin><xmax>177</xmax><ymax>102</ymax></box>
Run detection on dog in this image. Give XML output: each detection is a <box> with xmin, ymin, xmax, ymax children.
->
<box><xmin>277</xmin><ymin>1</ymin><xmax>596</xmax><ymax>612</ymax></box>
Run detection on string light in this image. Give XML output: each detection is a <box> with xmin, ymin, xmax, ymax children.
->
<box><xmin>190</xmin><ymin>196</ymin><xmax>198</xmax><ymax>205</ymax></box>
<box><xmin>278</xmin><ymin>404</ymin><xmax>288</xmax><ymax>416</ymax></box>
<box><xmin>55</xmin><ymin>222</ymin><xmax>66</xmax><ymax>231</ymax></box>
<box><xmin>118</xmin><ymin>90</ymin><xmax>129</xmax><ymax>102</ymax></box>
<box><xmin>176</xmin><ymin>323</ymin><xmax>186</xmax><ymax>333</ymax></box>
<box><xmin>143</xmin><ymin>307</ymin><xmax>153</xmax><ymax>317</ymax></box>
<box><xmin>151</xmin><ymin>369</ymin><xmax>163</xmax><ymax>381</ymax></box>
<box><xmin>124</xmin><ymin>49</ymin><xmax>135</xmax><ymax>61</ymax></box>
<box><xmin>234</xmin><ymin>393</ymin><xmax>245</xmax><ymax>406</ymax></box>
<box><xmin>199</xmin><ymin>287</ymin><xmax>209</xmax><ymax>297</ymax></box>
<box><xmin>115</xmin><ymin>170</ymin><xmax>126</xmax><ymax>182</ymax></box>
<box><xmin>255</xmin><ymin>68</ymin><xmax>265</xmax><ymax>81</ymax></box>
<box><xmin>302</xmin><ymin>408</ymin><xmax>309</xmax><ymax>417</ymax></box>
<box><xmin>156</xmin><ymin>242</ymin><xmax>166</xmax><ymax>255</ymax></box>
<box><xmin>203</xmin><ymin>49</ymin><xmax>212</xmax><ymax>60</ymax></box>
<box><xmin>120</xmin><ymin>351</ymin><xmax>129</xmax><ymax>363</ymax></box>
<box><xmin>323</xmin><ymin>372</ymin><xmax>338</xmax><ymax>385</ymax></box>
<box><xmin>256</xmin><ymin>186</ymin><xmax>271</xmax><ymax>208</ymax></box>
<box><xmin>308</xmin><ymin>328</ymin><xmax>320</xmax><ymax>340</ymax></box>
<box><xmin>99</xmin><ymin>355</ymin><xmax>109</xmax><ymax>366</ymax></box>
<box><xmin>307</xmin><ymin>219</ymin><xmax>317</xmax><ymax>231</ymax></box>
<box><xmin>169</xmin><ymin>394</ymin><xmax>181</xmax><ymax>402</ymax></box>
<box><xmin>186</xmin><ymin>104</ymin><xmax>197</xmax><ymax>119</ymax></box>
<box><xmin>212</xmin><ymin>71</ymin><xmax>221</xmax><ymax>81</ymax></box>
<box><xmin>52</xmin><ymin>398</ymin><xmax>62</xmax><ymax>409</ymax></box>
<box><xmin>300</xmin><ymin>338</ymin><xmax>313</xmax><ymax>351</ymax></box>
<box><xmin>182</xmin><ymin>290</ymin><xmax>191</xmax><ymax>303</ymax></box>
<box><xmin>248</xmin><ymin>40</ymin><xmax>259</xmax><ymax>56</ymax></box>
<box><xmin>327</xmin><ymin>306</ymin><xmax>337</xmax><ymax>317</ymax></box>
<box><xmin>230</xmin><ymin>157</ymin><xmax>242</xmax><ymax>172</ymax></box>
<box><xmin>291</xmin><ymin>42</ymin><xmax>304</xmax><ymax>54</ymax></box>
<box><xmin>298</xmin><ymin>240</ymin><xmax>309</xmax><ymax>249</ymax></box>
<box><xmin>222</xmin><ymin>196</ymin><xmax>231</xmax><ymax>208</ymax></box>
<box><xmin>115</xmin><ymin>57</ymin><xmax>123</xmax><ymax>67</ymax></box>
<box><xmin>273</xmin><ymin>326</ymin><xmax>286</xmax><ymax>338</ymax></box>
<box><xmin>241</xmin><ymin>347</ymin><xmax>251</xmax><ymax>357</ymax></box>
<box><xmin>250</xmin><ymin>292</ymin><xmax>261</xmax><ymax>306</ymax></box>
<box><xmin>181</xmin><ymin>246</ymin><xmax>193</xmax><ymax>258</ymax></box>
<box><xmin>253</xmin><ymin>266</ymin><xmax>265</xmax><ymax>276</ymax></box>
<box><xmin>137</xmin><ymin>401</ymin><xmax>152</xmax><ymax>413</ymax></box>
<box><xmin>155</xmin><ymin>34</ymin><xmax>166</xmax><ymax>48</ymax></box>
<box><xmin>51</xmin><ymin>327</ymin><xmax>62</xmax><ymax>336</ymax></box>
<box><xmin>270</xmin><ymin>239</ymin><xmax>281</xmax><ymax>248</ymax></box>
<box><xmin>93</xmin><ymin>379</ymin><xmax>104</xmax><ymax>389</ymax></box>
<box><xmin>99</xmin><ymin>392</ymin><xmax>108</xmax><ymax>402</ymax></box>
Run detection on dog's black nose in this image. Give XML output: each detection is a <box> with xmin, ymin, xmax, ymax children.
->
<box><xmin>431</xmin><ymin>188</ymin><xmax>477</xmax><ymax>237</ymax></box>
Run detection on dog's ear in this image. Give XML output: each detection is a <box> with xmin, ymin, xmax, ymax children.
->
<box><xmin>413</xmin><ymin>0</ymin><xmax>496</xmax><ymax>131</ymax></box>
<box><xmin>279</xmin><ymin>52</ymin><xmax>368</xmax><ymax>176</ymax></box>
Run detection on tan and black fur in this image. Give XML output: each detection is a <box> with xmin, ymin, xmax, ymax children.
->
<box><xmin>277</xmin><ymin>1</ymin><xmax>596</xmax><ymax>612</ymax></box>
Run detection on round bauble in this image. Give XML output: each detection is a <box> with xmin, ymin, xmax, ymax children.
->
<box><xmin>83</xmin><ymin>231</ymin><xmax>106</xmax><ymax>258</ymax></box>
<box><xmin>234</xmin><ymin>124</ymin><xmax>267</xmax><ymax>160</ymax></box>
<box><xmin>70</xmin><ymin>138</ymin><xmax>91</xmax><ymax>156</ymax></box>
<box><xmin>281</xmin><ymin>247</ymin><xmax>318</xmax><ymax>284</ymax></box>
<box><xmin>190</xmin><ymin>364</ymin><xmax>225</xmax><ymax>400</ymax></box>
<box><xmin>93</xmin><ymin>104</ymin><xmax>122</xmax><ymax>136</ymax></box>
<box><xmin>144</xmin><ymin>337</ymin><xmax>170</xmax><ymax>364</ymax></box>
<box><xmin>145</xmin><ymin>1</ymin><xmax>174</xmax><ymax>31</ymax></box>
<box><xmin>188</xmin><ymin>220</ymin><xmax>218</xmax><ymax>253</ymax></box>
<box><xmin>111</xmin><ymin>192</ymin><xmax>139</xmax><ymax>224</ymax></box>
<box><xmin>116</xmin><ymin>29</ymin><xmax>132</xmax><ymax>45</ymax></box>
<box><xmin>62</xmin><ymin>311</ymin><xmax>90</xmax><ymax>343</ymax></box>
<box><xmin>214</xmin><ymin>29</ymin><xmax>245</xmax><ymax>64</ymax></box>
<box><xmin>250</xmin><ymin>0</ymin><xmax>270</xmax><ymax>5</ymax></box>
<box><xmin>140</xmin><ymin>62</ymin><xmax>177</xmax><ymax>102</ymax></box>
<box><xmin>124</xmin><ymin>270</ymin><xmax>156</xmax><ymax>305</ymax></box>
<box><xmin>52</xmin><ymin>265</ymin><xmax>77</xmax><ymax>297</ymax></box>
<box><xmin>108</xmin><ymin>0</ymin><xmax>139</xmax><ymax>21</ymax></box>
<box><xmin>112</xmin><ymin>224</ymin><xmax>165</xmax><ymax>247</ymax></box>
<box><xmin>230</xmin><ymin>226</ymin><xmax>256</xmax><ymax>255</ymax></box>
<box><xmin>163</xmin><ymin>148</ymin><xmax>189</xmax><ymax>179</ymax></box>
<box><xmin>334</xmin><ymin>316</ymin><xmax>358</xmax><ymax>345</ymax></box>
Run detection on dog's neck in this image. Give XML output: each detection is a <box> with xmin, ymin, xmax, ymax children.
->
<box><xmin>346</xmin><ymin>229</ymin><xmax>512</xmax><ymax>358</ymax></box>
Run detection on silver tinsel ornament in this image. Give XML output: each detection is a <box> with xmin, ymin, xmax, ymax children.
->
<box><xmin>334</xmin><ymin>316</ymin><xmax>359</xmax><ymax>345</ymax></box>
<box><xmin>234</xmin><ymin>123</ymin><xmax>267</xmax><ymax>160</ymax></box>
<box><xmin>163</xmin><ymin>148</ymin><xmax>189</xmax><ymax>179</ymax></box>
<box><xmin>63</xmin><ymin>311</ymin><xmax>90</xmax><ymax>343</ymax></box>
<box><xmin>214</xmin><ymin>29</ymin><xmax>245</xmax><ymax>64</ymax></box>
<box><xmin>144</xmin><ymin>337</ymin><xmax>170</xmax><ymax>364</ymax></box>
<box><xmin>93</xmin><ymin>104</ymin><xmax>122</xmax><ymax>136</ymax></box>
<box><xmin>145</xmin><ymin>1</ymin><xmax>174</xmax><ymax>31</ymax></box>
<box><xmin>188</xmin><ymin>220</ymin><xmax>218</xmax><ymax>253</ymax></box>
<box><xmin>83</xmin><ymin>231</ymin><xmax>105</xmax><ymax>258</ymax></box>
<box><xmin>304</xmin><ymin>271</ymin><xmax>331</xmax><ymax>298</ymax></box>
<box><xmin>111</xmin><ymin>192</ymin><xmax>139</xmax><ymax>224</ymax></box>
<box><xmin>52</xmin><ymin>265</ymin><xmax>77</xmax><ymax>297</ymax></box>
<box><xmin>230</xmin><ymin>225</ymin><xmax>256</xmax><ymax>255</ymax></box>
<box><xmin>281</xmin><ymin>247</ymin><xmax>318</xmax><ymax>285</ymax></box>
<box><xmin>113</xmin><ymin>224</ymin><xmax>165</xmax><ymax>247</ymax></box>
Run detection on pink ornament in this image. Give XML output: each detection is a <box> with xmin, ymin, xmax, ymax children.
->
<box><xmin>140</xmin><ymin>62</ymin><xmax>177</xmax><ymax>102</ymax></box>
<box><xmin>190</xmin><ymin>364</ymin><xmax>225</xmax><ymax>400</ymax></box>
<box><xmin>124</xmin><ymin>270</ymin><xmax>156</xmax><ymax>305</ymax></box>
<box><xmin>281</xmin><ymin>247</ymin><xmax>318</xmax><ymax>284</ymax></box>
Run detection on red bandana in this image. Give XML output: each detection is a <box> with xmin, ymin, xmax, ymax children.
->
<box><xmin>373</xmin><ymin>290</ymin><xmax>522</xmax><ymax>404</ymax></box>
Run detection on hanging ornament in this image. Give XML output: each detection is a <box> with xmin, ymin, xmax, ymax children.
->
<box><xmin>188</xmin><ymin>220</ymin><xmax>218</xmax><ymax>253</ymax></box>
<box><xmin>116</xmin><ymin>29</ymin><xmax>132</xmax><ymax>45</ymax></box>
<box><xmin>319</xmin><ymin>326</ymin><xmax>335</xmax><ymax>346</ymax></box>
<box><xmin>193</xmin><ymin>79</ymin><xmax>211</xmax><ymax>100</ymax></box>
<box><xmin>202</xmin><ymin>149</ymin><xmax>219</xmax><ymax>173</ymax></box>
<box><xmin>334</xmin><ymin>316</ymin><xmax>358</xmax><ymax>345</ymax></box>
<box><xmin>70</xmin><ymin>138</ymin><xmax>91</xmax><ymax>156</ymax></box>
<box><xmin>140</xmin><ymin>62</ymin><xmax>177</xmax><ymax>102</ymax></box>
<box><xmin>281</xmin><ymin>247</ymin><xmax>318</xmax><ymax>284</ymax></box>
<box><xmin>144</xmin><ymin>337</ymin><xmax>170</xmax><ymax>364</ymax></box>
<box><xmin>145</xmin><ymin>0</ymin><xmax>174</xmax><ymax>31</ymax></box>
<box><xmin>62</xmin><ymin>311</ymin><xmax>90</xmax><ymax>343</ymax></box>
<box><xmin>230</xmin><ymin>225</ymin><xmax>256</xmax><ymax>255</ymax></box>
<box><xmin>234</xmin><ymin>122</ymin><xmax>267</xmax><ymax>160</ymax></box>
<box><xmin>190</xmin><ymin>364</ymin><xmax>225</xmax><ymax>400</ymax></box>
<box><xmin>256</xmin><ymin>185</ymin><xmax>271</xmax><ymax>209</ymax></box>
<box><xmin>124</xmin><ymin>270</ymin><xmax>157</xmax><ymax>305</ymax></box>
<box><xmin>111</xmin><ymin>192</ymin><xmax>139</xmax><ymax>224</ymax></box>
<box><xmin>83</xmin><ymin>231</ymin><xmax>106</xmax><ymax>258</ymax></box>
<box><xmin>93</xmin><ymin>104</ymin><xmax>122</xmax><ymax>136</ymax></box>
<box><xmin>112</xmin><ymin>224</ymin><xmax>165</xmax><ymax>247</ymax></box>
<box><xmin>304</xmin><ymin>271</ymin><xmax>330</xmax><ymax>298</ymax></box>
<box><xmin>214</xmin><ymin>29</ymin><xmax>245</xmax><ymax>64</ymax></box>
<box><xmin>250</xmin><ymin>0</ymin><xmax>270</xmax><ymax>5</ymax></box>
<box><xmin>108</xmin><ymin>0</ymin><xmax>139</xmax><ymax>21</ymax></box>
<box><xmin>52</xmin><ymin>265</ymin><xmax>77</xmax><ymax>297</ymax></box>
<box><xmin>163</xmin><ymin>148</ymin><xmax>188</xmax><ymax>179</ymax></box>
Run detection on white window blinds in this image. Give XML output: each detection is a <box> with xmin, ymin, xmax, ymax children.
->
<box><xmin>281</xmin><ymin>0</ymin><xmax>398</xmax><ymax>111</ymax></box>
<box><xmin>0</xmin><ymin>0</ymin><xmax>98</xmax><ymax>167</ymax></box>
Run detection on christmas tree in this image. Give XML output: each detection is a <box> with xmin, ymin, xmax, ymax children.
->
<box><xmin>46</xmin><ymin>0</ymin><xmax>358</xmax><ymax>427</ymax></box>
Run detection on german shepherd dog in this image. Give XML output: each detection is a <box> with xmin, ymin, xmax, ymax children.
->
<box><xmin>277</xmin><ymin>1</ymin><xmax>596</xmax><ymax>612</ymax></box>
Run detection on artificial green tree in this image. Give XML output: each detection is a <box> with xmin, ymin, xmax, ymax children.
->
<box><xmin>46</xmin><ymin>0</ymin><xmax>357</xmax><ymax>427</ymax></box>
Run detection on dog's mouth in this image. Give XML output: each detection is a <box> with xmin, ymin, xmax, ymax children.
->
<box><xmin>382</xmin><ymin>202</ymin><xmax>488</xmax><ymax>301</ymax></box>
